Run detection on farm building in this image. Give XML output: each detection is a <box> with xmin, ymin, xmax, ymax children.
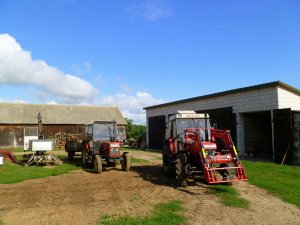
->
<box><xmin>0</xmin><ymin>103</ymin><xmax>127</xmax><ymax>147</ymax></box>
<box><xmin>144</xmin><ymin>81</ymin><xmax>300</xmax><ymax>165</ymax></box>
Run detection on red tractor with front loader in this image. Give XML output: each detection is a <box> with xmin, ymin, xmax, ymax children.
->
<box><xmin>81</xmin><ymin>120</ymin><xmax>130</xmax><ymax>173</ymax></box>
<box><xmin>163</xmin><ymin>111</ymin><xmax>247</xmax><ymax>186</ymax></box>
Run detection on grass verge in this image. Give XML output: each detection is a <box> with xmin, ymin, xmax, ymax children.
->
<box><xmin>210</xmin><ymin>185</ymin><xmax>249</xmax><ymax>208</ymax></box>
<box><xmin>243</xmin><ymin>160</ymin><xmax>300</xmax><ymax>208</ymax></box>
<box><xmin>131</xmin><ymin>157</ymin><xmax>150</xmax><ymax>163</ymax></box>
<box><xmin>98</xmin><ymin>200</ymin><xmax>185</xmax><ymax>225</ymax></box>
<box><xmin>0</xmin><ymin>161</ymin><xmax>79</xmax><ymax>184</ymax></box>
<box><xmin>121</xmin><ymin>147</ymin><xmax>162</xmax><ymax>153</ymax></box>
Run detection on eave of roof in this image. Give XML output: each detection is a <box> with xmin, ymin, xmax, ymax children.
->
<box><xmin>144</xmin><ymin>81</ymin><xmax>300</xmax><ymax>110</ymax></box>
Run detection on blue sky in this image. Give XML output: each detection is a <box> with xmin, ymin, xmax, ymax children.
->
<box><xmin>0</xmin><ymin>0</ymin><xmax>300</xmax><ymax>124</ymax></box>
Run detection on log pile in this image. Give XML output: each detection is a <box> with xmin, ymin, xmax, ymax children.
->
<box><xmin>54</xmin><ymin>132</ymin><xmax>80</xmax><ymax>150</ymax></box>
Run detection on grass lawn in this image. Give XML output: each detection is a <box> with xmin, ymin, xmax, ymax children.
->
<box><xmin>0</xmin><ymin>160</ymin><xmax>79</xmax><ymax>184</ymax></box>
<box><xmin>210</xmin><ymin>185</ymin><xmax>249</xmax><ymax>208</ymax></box>
<box><xmin>2</xmin><ymin>147</ymin><xmax>25</xmax><ymax>153</ymax></box>
<box><xmin>98</xmin><ymin>200</ymin><xmax>185</xmax><ymax>225</ymax></box>
<box><xmin>243</xmin><ymin>160</ymin><xmax>300</xmax><ymax>208</ymax></box>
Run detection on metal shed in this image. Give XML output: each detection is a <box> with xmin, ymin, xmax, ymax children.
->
<box><xmin>144</xmin><ymin>81</ymin><xmax>300</xmax><ymax>165</ymax></box>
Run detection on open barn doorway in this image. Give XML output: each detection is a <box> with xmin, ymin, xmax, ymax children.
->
<box><xmin>148</xmin><ymin>115</ymin><xmax>166</xmax><ymax>149</ymax></box>
<box><xmin>244</xmin><ymin>111</ymin><xmax>273</xmax><ymax>160</ymax></box>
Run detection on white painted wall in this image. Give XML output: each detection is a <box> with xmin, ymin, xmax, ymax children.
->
<box><xmin>278</xmin><ymin>87</ymin><xmax>300</xmax><ymax>111</ymax></box>
<box><xmin>146</xmin><ymin>87</ymin><xmax>279</xmax><ymax>118</ymax></box>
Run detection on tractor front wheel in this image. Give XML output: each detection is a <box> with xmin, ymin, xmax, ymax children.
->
<box><xmin>122</xmin><ymin>153</ymin><xmax>130</xmax><ymax>171</ymax></box>
<box><xmin>175</xmin><ymin>153</ymin><xmax>187</xmax><ymax>187</ymax></box>
<box><xmin>93</xmin><ymin>155</ymin><xmax>102</xmax><ymax>174</ymax></box>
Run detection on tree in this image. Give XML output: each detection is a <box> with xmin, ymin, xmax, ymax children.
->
<box><xmin>125</xmin><ymin>117</ymin><xmax>146</xmax><ymax>140</ymax></box>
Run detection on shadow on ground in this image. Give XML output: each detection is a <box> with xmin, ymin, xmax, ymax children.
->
<box><xmin>130</xmin><ymin>164</ymin><xmax>216</xmax><ymax>196</ymax></box>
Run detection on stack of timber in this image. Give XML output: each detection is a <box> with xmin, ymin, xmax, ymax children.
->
<box><xmin>54</xmin><ymin>132</ymin><xmax>81</xmax><ymax>150</ymax></box>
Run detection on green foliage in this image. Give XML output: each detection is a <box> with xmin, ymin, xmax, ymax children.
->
<box><xmin>98</xmin><ymin>200</ymin><xmax>185</xmax><ymax>225</ymax></box>
<box><xmin>243</xmin><ymin>160</ymin><xmax>300</xmax><ymax>208</ymax></box>
<box><xmin>0</xmin><ymin>161</ymin><xmax>78</xmax><ymax>184</ymax></box>
<box><xmin>0</xmin><ymin>219</ymin><xmax>4</xmax><ymax>225</ymax></box>
<box><xmin>210</xmin><ymin>185</ymin><xmax>249</xmax><ymax>208</ymax></box>
<box><xmin>125</xmin><ymin>118</ymin><xmax>146</xmax><ymax>139</ymax></box>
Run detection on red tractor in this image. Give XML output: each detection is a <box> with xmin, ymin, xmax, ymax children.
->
<box><xmin>163</xmin><ymin>111</ymin><xmax>247</xmax><ymax>186</ymax></box>
<box><xmin>81</xmin><ymin>120</ymin><xmax>130</xmax><ymax>173</ymax></box>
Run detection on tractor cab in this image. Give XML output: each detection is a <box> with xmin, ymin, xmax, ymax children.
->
<box><xmin>84</xmin><ymin>120</ymin><xmax>118</xmax><ymax>142</ymax></box>
<box><xmin>165</xmin><ymin>111</ymin><xmax>211</xmax><ymax>153</ymax></box>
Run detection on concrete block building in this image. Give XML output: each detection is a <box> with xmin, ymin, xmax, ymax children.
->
<box><xmin>144</xmin><ymin>81</ymin><xmax>300</xmax><ymax>165</ymax></box>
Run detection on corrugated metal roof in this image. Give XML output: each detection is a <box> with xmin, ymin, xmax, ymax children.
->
<box><xmin>0</xmin><ymin>103</ymin><xmax>127</xmax><ymax>125</ymax></box>
<box><xmin>144</xmin><ymin>81</ymin><xmax>300</xmax><ymax>110</ymax></box>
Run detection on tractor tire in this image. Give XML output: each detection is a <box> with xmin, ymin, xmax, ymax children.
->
<box><xmin>122</xmin><ymin>153</ymin><xmax>130</xmax><ymax>171</ymax></box>
<box><xmin>81</xmin><ymin>147</ymin><xmax>86</xmax><ymax>168</ymax></box>
<box><xmin>93</xmin><ymin>155</ymin><xmax>102</xmax><ymax>174</ymax></box>
<box><xmin>175</xmin><ymin>153</ymin><xmax>188</xmax><ymax>187</ymax></box>
<box><xmin>163</xmin><ymin>154</ymin><xmax>174</xmax><ymax>177</ymax></box>
<box><xmin>68</xmin><ymin>151</ymin><xmax>75</xmax><ymax>161</ymax></box>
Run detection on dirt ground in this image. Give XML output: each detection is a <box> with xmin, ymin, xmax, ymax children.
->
<box><xmin>1</xmin><ymin>150</ymin><xmax>300</xmax><ymax>225</ymax></box>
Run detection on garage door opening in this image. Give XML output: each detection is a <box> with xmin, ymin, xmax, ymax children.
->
<box><xmin>244</xmin><ymin>111</ymin><xmax>273</xmax><ymax>160</ymax></box>
<box><xmin>148</xmin><ymin>115</ymin><xmax>165</xmax><ymax>149</ymax></box>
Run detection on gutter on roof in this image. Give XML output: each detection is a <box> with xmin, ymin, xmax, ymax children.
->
<box><xmin>144</xmin><ymin>81</ymin><xmax>300</xmax><ymax>110</ymax></box>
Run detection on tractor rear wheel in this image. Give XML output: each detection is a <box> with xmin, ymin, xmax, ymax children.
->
<box><xmin>175</xmin><ymin>153</ymin><xmax>187</xmax><ymax>187</ymax></box>
<box><xmin>163</xmin><ymin>154</ymin><xmax>174</xmax><ymax>177</ymax></box>
<box><xmin>68</xmin><ymin>151</ymin><xmax>75</xmax><ymax>161</ymax></box>
<box><xmin>122</xmin><ymin>153</ymin><xmax>130</xmax><ymax>171</ymax></box>
<box><xmin>93</xmin><ymin>155</ymin><xmax>102</xmax><ymax>174</ymax></box>
<box><xmin>81</xmin><ymin>146</ymin><xmax>87</xmax><ymax>168</ymax></box>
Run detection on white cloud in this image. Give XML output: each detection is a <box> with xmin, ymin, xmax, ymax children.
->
<box><xmin>0</xmin><ymin>98</ymin><xmax>27</xmax><ymax>103</ymax></box>
<box><xmin>128</xmin><ymin>0</ymin><xmax>174</xmax><ymax>22</ymax></box>
<box><xmin>0</xmin><ymin>34</ymin><xmax>98</xmax><ymax>103</ymax></box>
<box><xmin>95</xmin><ymin>92</ymin><xmax>164</xmax><ymax>124</ymax></box>
<box><xmin>0</xmin><ymin>33</ymin><xmax>164</xmax><ymax>124</ymax></box>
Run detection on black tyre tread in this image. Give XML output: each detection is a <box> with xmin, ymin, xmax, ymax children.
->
<box><xmin>175</xmin><ymin>153</ymin><xmax>187</xmax><ymax>187</ymax></box>
<box><xmin>163</xmin><ymin>154</ymin><xmax>175</xmax><ymax>177</ymax></box>
<box><xmin>81</xmin><ymin>147</ymin><xmax>86</xmax><ymax>168</ymax></box>
<box><xmin>68</xmin><ymin>151</ymin><xmax>75</xmax><ymax>161</ymax></box>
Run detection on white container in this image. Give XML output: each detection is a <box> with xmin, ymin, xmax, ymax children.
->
<box><xmin>0</xmin><ymin>156</ymin><xmax>3</xmax><ymax>165</ymax></box>
<box><xmin>29</xmin><ymin>139</ymin><xmax>54</xmax><ymax>151</ymax></box>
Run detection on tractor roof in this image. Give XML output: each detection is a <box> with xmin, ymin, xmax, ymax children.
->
<box><xmin>169</xmin><ymin>111</ymin><xmax>209</xmax><ymax>121</ymax></box>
